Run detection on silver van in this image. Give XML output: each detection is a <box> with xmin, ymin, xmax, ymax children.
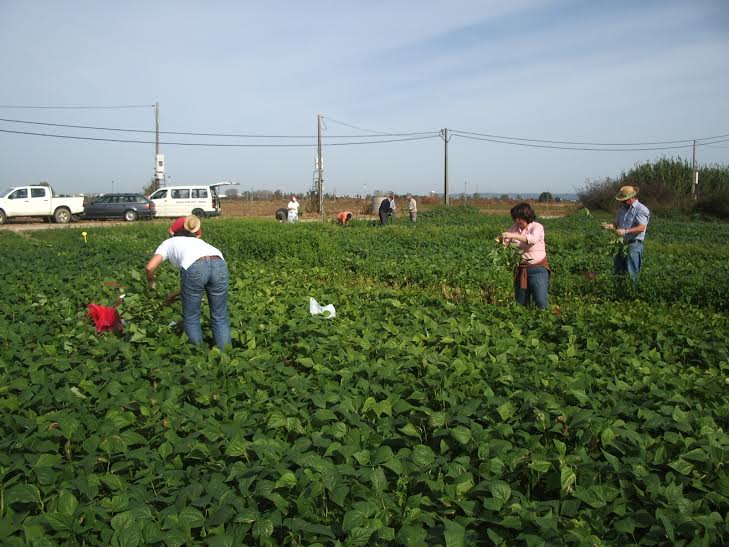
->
<box><xmin>148</xmin><ymin>182</ymin><xmax>236</xmax><ymax>218</ymax></box>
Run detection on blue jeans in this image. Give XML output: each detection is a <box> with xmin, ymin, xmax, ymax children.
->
<box><xmin>514</xmin><ymin>266</ymin><xmax>549</xmax><ymax>309</ymax></box>
<box><xmin>613</xmin><ymin>241</ymin><xmax>643</xmax><ymax>280</ymax></box>
<box><xmin>180</xmin><ymin>258</ymin><xmax>231</xmax><ymax>349</ymax></box>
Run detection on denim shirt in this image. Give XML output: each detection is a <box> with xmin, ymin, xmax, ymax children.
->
<box><xmin>616</xmin><ymin>200</ymin><xmax>650</xmax><ymax>243</ymax></box>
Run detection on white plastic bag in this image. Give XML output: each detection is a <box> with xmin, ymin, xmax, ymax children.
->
<box><xmin>309</xmin><ymin>297</ymin><xmax>336</xmax><ymax>318</ymax></box>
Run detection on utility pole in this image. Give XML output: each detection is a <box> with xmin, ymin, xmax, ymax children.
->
<box><xmin>317</xmin><ymin>114</ymin><xmax>324</xmax><ymax>221</ymax></box>
<box><xmin>692</xmin><ymin>139</ymin><xmax>699</xmax><ymax>200</ymax></box>
<box><xmin>155</xmin><ymin>102</ymin><xmax>160</xmax><ymax>157</ymax></box>
<box><xmin>442</xmin><ymin>128</ymin><xmax>450</xmax><ymax>205</ymax></box>
<box><xmin>153</xmin><ymin>102</ymin><xmax>165</xmax><ymax>192</ymax></box>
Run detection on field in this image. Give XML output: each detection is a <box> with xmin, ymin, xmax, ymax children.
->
<box><xmin>1</xmin><ymin>207</ymin><xmax>728</xmax><ymax>546</ymax></box>
<box><xmin>218</xmin><ymin>197</ymin><xmax>578</xmax><ymax>221</ymax></box>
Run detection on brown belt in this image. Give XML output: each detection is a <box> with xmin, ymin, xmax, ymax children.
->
<box><xmin>514</xmin><ymin>256</ymin><xmax>551</xmax><ymax>290</ymax></box>
<box><xmin>195</xmin><ymin>255</ymin><xmax>223</xmax><ymax>263</ymax></box>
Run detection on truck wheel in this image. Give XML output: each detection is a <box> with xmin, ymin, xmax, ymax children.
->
<box><xmin>192</xmin><ymin>208</ymin><xmax>205</xmax><ymax>218</ymax></box>
<box><xmin>53</xmin><ymin>207</ymin><xmax>71</xmax><ymax>224</ymax></box>
<box><xmin>0</xmin><ymin>210</ymin><xmax>6</xmax><ymax>225</ymax></box>
<box><xmin>124</xmin><ymin>210</ymin><xmax>138</xmax><ymax>222</ymax></box>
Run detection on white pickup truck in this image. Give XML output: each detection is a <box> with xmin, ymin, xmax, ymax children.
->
<box><xmin>0</xmin><ymin>185</ymin><xmax>85</xmax><ymax>224</ymax></box>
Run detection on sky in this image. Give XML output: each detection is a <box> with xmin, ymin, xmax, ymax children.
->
<box><xmin>1</xmin><ymin>0</ymin><xmax>728</xmax><ymax>197</ymax></box>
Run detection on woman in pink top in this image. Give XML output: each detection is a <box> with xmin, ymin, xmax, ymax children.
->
<box><xmin>501</xmin><ymin>203</ymin><xmax>550</xmax><ymax>309</ymax></box>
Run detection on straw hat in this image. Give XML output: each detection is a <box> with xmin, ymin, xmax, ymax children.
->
<box><xmin>615</xmin><ymin>185</ymin><xmax>639</xmax><ymax>201</ymax></box>
<box><xmin>183</xmin><ymin>214</ymin><xmax>201</xmax><ymax>233</ymax></box>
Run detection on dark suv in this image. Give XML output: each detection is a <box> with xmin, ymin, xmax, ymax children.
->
<box><xmin>83</xmin><ymin>193</ymin><xmax>155</xmax><ymax>221</ymax></box>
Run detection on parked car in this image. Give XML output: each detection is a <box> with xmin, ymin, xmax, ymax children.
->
<box><xmin>82</xmin><ymin>193</ymin><xmax>155</xmax><ymax>221</ymax></box>
<box><xmin>0</xmin><ymin>185</ymin><xmax>85</xmax><ymax>224</ymax></box>
<box><xmin>148</xmin><ymin>182</ymin><xmax>236</xmax><ymax>218</ymax></box>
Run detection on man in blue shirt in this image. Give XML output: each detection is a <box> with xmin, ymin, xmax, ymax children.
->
<box><xmin>602</xmin><ymin>185</ymin><xmax>650</xmax><ymax>280</ymax></box>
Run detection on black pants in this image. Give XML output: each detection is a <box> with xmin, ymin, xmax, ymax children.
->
<box><xmin>379</xmin><ymin>210</ymin><xmax>388</xmax><ymax>225</ymax></box>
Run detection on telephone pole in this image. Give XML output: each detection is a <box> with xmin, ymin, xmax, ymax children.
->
<box><xmin>153</xmin><ymin>102</ymin><xmax>164</xmax><ymax>192</ymax></box>
<box><xmin>442</xmin><ymin>128</ymin><xmax>450</xmax><ymax>205</ymax></box>
<box><xmin>692</xmin><ymin>139</ymin><xmax>699</xmax><ymax>200</ymax></box>
<box><xmin>317</xmin><ymin>114</ymin><xmax>325</xmax><ymax>221</ymax></box>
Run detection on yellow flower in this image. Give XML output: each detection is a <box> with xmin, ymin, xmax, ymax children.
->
<box><xmin>81</xmin><ymin>231</ymin><xmax>88</xmax><ymax>243</ymax></box>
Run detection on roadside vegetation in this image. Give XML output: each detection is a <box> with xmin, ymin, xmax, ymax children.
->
<box><xmin>578</xmin><ymin>157</ymin><xmax>729</xmax><ymax>219</ymax></box>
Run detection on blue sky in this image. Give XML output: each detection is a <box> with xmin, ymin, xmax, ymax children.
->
<box><xmin>1</xmin><ymin>0</ymin><xmax>728</xmax><ymax>196</ymax></box>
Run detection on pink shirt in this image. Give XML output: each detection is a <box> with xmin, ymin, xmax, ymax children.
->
<box><xmin>504</xmin><ymin>221</ymin><xmax>546</xmax><ymax>264</ymax></box>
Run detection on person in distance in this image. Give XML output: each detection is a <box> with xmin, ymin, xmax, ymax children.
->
<box><xmin>336</xmin><ymin>211</ymin><xmax>353</xmax><ymax>226</ymax></box>
<box><xmin>275</xmin><ymin>208</ymin><xmax>288</xmax><ymax>222</ymax></box>
<box><xmin>287</xmin><ymin>196</ymin><xmax>300</xmax><ymax>222</ymax></box>
<box><xmin>407</xmin><ymin>194</ymin><xmax>417</xmax><ymax>223</ymax></box>
<box><xmin>501</xmin><ymin>202</ymin><xmax>550</xmax><ymax>309</ymax></box>
<box><xmin>379</xmin><ymin>194</ymin><xmax>393</xmax><ymax>225</ymax></box>
<box><xmin>601</xmin><ymin>185</ymin><xmax>650</xmax><ymax>280</ymax></box>
<box><xmin>146</xmin><ymin>214</ymin><xmax>231</xmax><ymax>349</ymax></box>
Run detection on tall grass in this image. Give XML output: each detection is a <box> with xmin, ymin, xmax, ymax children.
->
<box><xmin>578</xmin><ymin>157</ymin><xmax>729</xmax><ymax>218</ymax></box>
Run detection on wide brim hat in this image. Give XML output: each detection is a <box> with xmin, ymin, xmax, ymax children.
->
<box><xmin>183</xmin><ymin>214</ymin><xmax>201</xmax><ymax>233</ymax></box>
<box><xmin>615</xmin><ymin>185</ymin><xmax>639</xmax><ymax>201</ymax></box>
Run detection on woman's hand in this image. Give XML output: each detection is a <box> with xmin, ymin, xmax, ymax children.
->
<box><xmin>503</xmin><ymin>232</ymin><xmax>526</xmax><ymax>243</ymax></box>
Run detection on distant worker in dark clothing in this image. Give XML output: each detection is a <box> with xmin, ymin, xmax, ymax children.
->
<box><xmin>275</xmin><ymin>208</ymin><xmax>288</xmax><ymax>222</ymax></box>
<box><xmin>336</xmin><ymin>211</ymin><xmax>353</xmax><ymax>226</ymax></box>
<box><xmin>168</xmin><ymin>216</ymin><xmax>202</xmax><ymax>238</ymax></box>
<box><xmin>379</xmin><ymin>194</ymin><xmax>393</xmax><ymax>225</ymax></box>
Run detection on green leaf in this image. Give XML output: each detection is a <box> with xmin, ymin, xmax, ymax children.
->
<box><xmin>490</xmin><ymin>481</ymin><xmax>512</xmax><ymax>506</ymax></box>
<box><xmin>443</xmin><ymin>518</ymin><xmax>466</xmax><ymax>547</ymax></box>
<box><xmin>117</xmin><ymin>524</ymin><xmax>142</xmax><ymax>547</ymax></box>
<box><xmin>681</xmin><ymin>448</ymin><xmax>709</xmax><ymax>462</ymax></box>
<box><xmin>668</xmin><ymin>459</ymin><xmax>694</xmax><ymax>476</ymax></box>
<box><xmin>450</xmin><ymin>426</ymin><xmax>472</xmax><ymax>445</ymax></box>
<box><xmin>573</xmin><ymin>485</ymin><xmax>615</xmax><ymax>508</ymax></box>
<box><xmin>529</xmin><ymin>459</ymin><xmax>551</xmax><ymax>473</ymax></box>
<box><xmin>400</xmin><ymin>423</ymin><xmax>421</xmax><ymax>438</ymax></box>
<box><xmin>178</xmin><ymin>506</ymin><xmax>205</xmax><ymax>529</ymax></box>
<box><xmin>429</xmin><ymin>412</ymin><xmax>447</xmax><ymax>428</ymax></box>
<box><xmin>252</xmin><ymin>517</ymin><xmax>274</xmax><ymax>538</ymax></box>
<box><xmin>58</xmin><ymin>491</ymin><xmax>78</xmax><ymax>517</ymax></box>
<box><xmin>560</xmin><ymin>467</ymin><xmax>576</xmax><ymax>493</ymax></box>
<box><xmin>346</xmin><ymin>526</ymin><xmax>375</xmax><ymax>546</ymax></box>
<box><xmin>111</xmin><ymin>510</ymin><xmax>136</xmax><ymax>532</ymax></box>
<box><xmin>45</xmin><ymin>512</ymin><xmax>74</xmax><ymax>532</ymax></box>
<box><xmin>656</xmin><ymin>508</ymin><xmax>675</xmax><ymax>542</ymax></box>
<box><xmin>274</xmin><ymin>471</ymin><xmax>297</xmax><ymax>489</ymax></box>
<box><xmin>369</xmin><ymin>467</ymin><xmax>387</xmax><ymax>492</ymax></box>
<box><xmin>5</xmin><ymin>484</ymin><xmax>41</xmax><ymax>507</ymax></box>
<box><xmin>411</xmin><ymin>445</ymin><xmax>435</xmax><ymax>467</ymax></box>
<box><xmin>496</xmin><ymin>402</ymin><xmax>515</xmax><ymax>421</ymax></box>
<box><xmin>342</xmin><ymin>508</ymin><xmax>366</xmax><ymax>532</ymax></box>
<box><xmin>34</xmin><ymin>453</ymin><xmax>62</xmax><ymax>468</ymax></box>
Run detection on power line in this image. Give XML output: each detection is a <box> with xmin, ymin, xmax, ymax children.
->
<box><xmin>321</xmin><ymin>115</ymin><xmax>436</xmax><ymax>137</ymax></box>
<box><xmin>451</xmin><ymin>129</ymin><xmax>729</xmax><ymax>146</ymax></box>
<box><xmin>451</xmin><ymin>132</ymin><xmax>729</xmax><ymax>151</ymax></box>
<box><xmin>0</xmin><ymin>104</ymin><xmax>155</xmax><ymax>109</ymax></box>
<box><xmin>0</xmin><ymin>117</ymin><xmax>440</xmax><ymax>138</ymax></box>
<box><xmin>0</xmin><ymin>128</ymin><xmax>440</xmax><ymax>147</ymax></box>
